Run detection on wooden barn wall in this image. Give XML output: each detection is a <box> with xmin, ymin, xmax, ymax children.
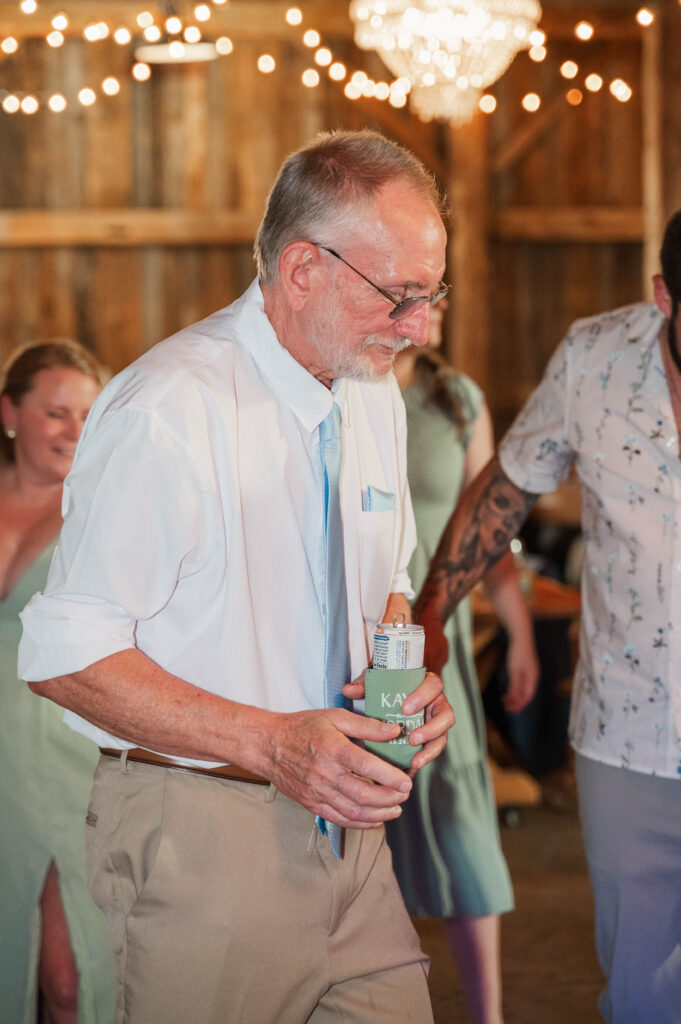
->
<box><xmin>2</xmin><ymin>4</ymin><xmax>678</xmax><ymax>444</ymax></box>
<box><xmin>481</xmin><ymin>32</ymin><xmax>645</xmax><ymax>436</ymax></box>
<box><xmin>0</xmin><ymin>34</ymin><xmax>437</xmax><ymax>373</ymax></box>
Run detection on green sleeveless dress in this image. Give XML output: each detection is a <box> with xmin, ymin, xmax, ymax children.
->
<box><xmin>385</xmin><ymin>373</ymin><xmax>513</xmax><ymax>918</ymax></box>
<box><xmin>0</xmin><ymin>543</ymin><xmax>115</xmax><ymax>1023</ymax></box>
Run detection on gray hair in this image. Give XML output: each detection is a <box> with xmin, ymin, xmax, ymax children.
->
<box><xmin>254</xmin><ymin>130</ymin><xmax>445</xmax><ymax>283</ymax></box>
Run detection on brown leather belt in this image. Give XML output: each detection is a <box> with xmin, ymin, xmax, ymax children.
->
<box><xmin>99</xmin><ymin>747</ymin><xmax>270</xmax><ymax>785</ymax></box>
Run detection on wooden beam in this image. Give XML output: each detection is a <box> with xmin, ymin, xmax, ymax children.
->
<box><xmin>493</xmin><ymin>205</ymin><xmax>644</xmax><ymax>243</ymax></box>
<box><xmin>0</xmin><ymin>208</ymin><xmax>261</xmax><ymax>246</ymax></box>
<box><xmin>0</xmin><ymin>2</ymin><xmax>642</xmax><ymax>43</ymax></box>
<box><xmin>537</xmin><ymin>8</ymin><xmax>642</xmax><ymax>42</ymax></box>
<box><xmin>641</xmin><ymin>19</ymin><xmax>663</xmax><ymax>297</ymax></box>
<box><xmin>0</xmin><ymin>1</ymin><xmax>353</xmax><ymax>40</ymax></box>
<box><xmin>492</xmin><ymin>92</ymin><xmax>567</xmax><ymax>176</ymax></box>
<box><xmin>446</xmin><ymin>115</ymin><xmax>491</xmax><ymax>395</ymax></box>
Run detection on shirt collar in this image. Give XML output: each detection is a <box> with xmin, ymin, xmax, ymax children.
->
<box><xmin>233</xmin><ymin>279</ymin><xmax>347</xmax><ymax>435</ymax></box>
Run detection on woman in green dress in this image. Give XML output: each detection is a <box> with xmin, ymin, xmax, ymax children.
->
<box><xmin>388</xmin><ymin>303</ymin><xmax>539</xmax><ymax>1024</ymax></box>
<box><xmin>0</xmin><ymin>342</ymin><xmax>114</xmax><ymax>1024</ymax></box>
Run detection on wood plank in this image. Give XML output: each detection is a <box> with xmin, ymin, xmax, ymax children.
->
<box><xmin>640</xmin><ymin>19</ymin><xmax>662</xmax><ymax>297</ymax></box>
<box><xmin>658</xmin><ymin>5</ymin><xmax>681</xmax><ymax>227</ymax></box>
<box><xmin>446</xmin><ymin>115</ymin><xmax>490</xmax><ymax>395</ymax></box>
<box><xmin>0</xmin><ymin>209</ymin><xmax>261</xmax><ymax>246</ymax></box>
<box><xmin>493</xmin><ymin>205</ymin><xmax>644</xmax><ymax>242</ymax></box>
<box><xmin>0</xmin><ymin>1</ymin><xmax>641</xmax><ymax>43</ymax></box>
<box><xmin>0</xmin><ymin>0</ymin><xmax>353</xmax><ymax>40</ymax></box>
<box><xmin>492</xmin><ymin>93</ymin><xmax>567</xmax><ymax>177</ymax></box>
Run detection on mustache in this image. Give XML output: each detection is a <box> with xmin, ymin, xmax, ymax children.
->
<box><xmin>362</xmin><ymin>335</ymin><xmax>413</xmax><ymax>354</ymax></box>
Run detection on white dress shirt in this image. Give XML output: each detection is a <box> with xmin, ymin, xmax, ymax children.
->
<box><xmin>19</xmin><ymin>279</ymin><xmax>416</xmax><ymax>766</ymax></box>
<box><xmin>500</xmin><ymin>301</ymin><xmax>681</xmax><ymax>779</ymax></box>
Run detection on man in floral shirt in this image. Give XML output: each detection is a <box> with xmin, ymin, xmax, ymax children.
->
<box><xmin>415</xmin><ymin>210</ymin><xmax>681</xmax><ymax>1024</ymax></box>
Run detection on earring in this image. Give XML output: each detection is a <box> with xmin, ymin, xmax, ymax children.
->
<box><xmin>5</xmin><ymin>428</ymin><xmax>15</xmax><ymax>439</ymax></box>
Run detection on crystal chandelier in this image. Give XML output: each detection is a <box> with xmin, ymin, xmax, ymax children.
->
<box><xmin>349</xmin><ymin>0</ymin><xmax>542</xmax><ymax>123</ymax></box>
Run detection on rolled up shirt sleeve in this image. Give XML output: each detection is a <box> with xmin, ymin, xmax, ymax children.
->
<box><xmin>19</xmin><ymin>403</ymin><xmax>212</xmax><ymax>683</ymax></box>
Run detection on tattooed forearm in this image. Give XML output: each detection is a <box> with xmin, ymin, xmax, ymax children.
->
<box><xmin>413</xmin><ymin>457</ymin><xmax>538</xmax><ymax>625</ymax></box>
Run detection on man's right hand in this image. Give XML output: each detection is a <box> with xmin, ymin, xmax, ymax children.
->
<box><xmin>259</xmin><ymin>708</ymin><xmax>414</xmax><ymax>829</ymax></box>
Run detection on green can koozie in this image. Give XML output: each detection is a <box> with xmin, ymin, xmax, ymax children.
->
<box><xmin>364</xmin><ymin>666</ymin><xmax>426</xmax><ymax>769</ymax></box>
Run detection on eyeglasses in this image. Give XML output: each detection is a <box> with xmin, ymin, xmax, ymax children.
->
<box><xmin>312</xmin><ymin>243</ymin><xmax>450</xmax><ymax>321</ymax></box>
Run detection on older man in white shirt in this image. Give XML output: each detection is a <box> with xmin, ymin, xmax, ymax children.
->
<box><xmin>19</xmin><ymin>130</ymin><xmax>455</xmax><ymax>1024</ymax></box>
<box><xmin>415</xmin><ymin>210</ymin><xmax>681</xmax><ymax>1024</ymax></box>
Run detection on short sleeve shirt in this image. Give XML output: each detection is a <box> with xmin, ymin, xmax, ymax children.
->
<box><xmin>500</xmin><ymin>302</ymin><xmax>681</xmax><ymax>778</ymax></box>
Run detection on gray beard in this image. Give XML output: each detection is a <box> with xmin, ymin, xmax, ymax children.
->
<box><xmin>321</xmin><ymin>331</ymin><xmax>413</xmax><ymax>382</ymax></box>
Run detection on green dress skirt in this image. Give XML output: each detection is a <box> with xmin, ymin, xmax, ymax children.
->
<box><xmin>385</xmin><ymin>373</ymin><xmax>513</xmax><ymax>918</ymax></box>
<box><xmin>0</xmin><ymin>543</ymin><xmax>114</xmax><ymax>1023</ymax></box>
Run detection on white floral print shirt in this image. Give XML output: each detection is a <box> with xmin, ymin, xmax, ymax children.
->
<box><xmin>500</xmin><ymin>301</ymin><xmax>681</xmax><ymax>778</ymax></box>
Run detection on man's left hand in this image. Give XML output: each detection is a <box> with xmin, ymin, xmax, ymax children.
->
<box><xmin>343</xmin><ymin>670</ymin><xmax>455</xmax><ymax>777</ymax></box>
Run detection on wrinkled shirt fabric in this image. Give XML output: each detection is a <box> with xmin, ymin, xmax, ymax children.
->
<box><xmin>19</xmin><ymin>279</ymin><xmax>416</xmax><ymax>767</ymax></box>
<box><xmin>500</xmin><ymin>301</ymin><xmax>681</xmax><ymax>779</ymax></box>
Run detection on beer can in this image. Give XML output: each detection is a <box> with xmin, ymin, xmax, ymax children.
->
<box><xmin>373</xmin><ymin>615</ymin><xmax>424</xmax><ymax>670</ymax></box>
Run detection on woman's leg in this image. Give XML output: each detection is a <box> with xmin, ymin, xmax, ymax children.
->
<box><xmin>38</xmin><ymin>861</ymin><xmax>79</xmax><ymax>1024</ymax></box>
<box><xmin>444</xmin><ymin>913</ymin><xmax>503</xmax><ymax>1024</ymax></box>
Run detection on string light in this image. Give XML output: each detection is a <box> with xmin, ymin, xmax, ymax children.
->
<box><xmin>610</xmin><ymin>78</ymin><xmax>633</xmax><ymax>102</ymax></box>
<box><xmin>522</xmin><ymin>92</ymin><xmax>541</xmax><ymax>112</ymax></box>
<box><xmin>78</xmin><ymin>88</ymin><xmax>96</xmax><ymax>105</ymax></box>
<box><xmin>329</xmin><ymin>62</ymin><xmax>346</xmax><ymax>81</ymax></box>
<box><xmin>575</xmin><ymin>21</ymin><xmax>594</xmax><ymax>41</ymax></box>
<box><xmin>132</xmin><ymin>62</ymin><xmax>151</xmax><ymax>81</ymax></box>
<box><xmin>585</xmin><ymin>73</ymin><xmax>603</xmax><ymax>92</ymax></box>
<box><xmin>0</xmin><ymin>0</ymin><xmax>665</xmax><ymax>121</ymax></box>
<box><xmin>102</xmin><ymin>77</ymin><xmax>120</xmax><ymax>95</ymax></box>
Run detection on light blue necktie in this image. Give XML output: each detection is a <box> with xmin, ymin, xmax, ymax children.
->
<box><xmin>317</xmin><ymin>402</ymin><xmax>352</xmax><ymax>858</ymax></box>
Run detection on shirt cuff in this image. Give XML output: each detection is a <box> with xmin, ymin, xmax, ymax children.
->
<box><xmin>18</xmin><ymin>593</ymin><xmax>136</xmax><ymax>681</ymax></box>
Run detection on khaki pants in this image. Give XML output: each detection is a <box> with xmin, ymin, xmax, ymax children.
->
<box><xmin>85</xmin><ymin>755</ymin><xmax>433</xmax><ymax>1024</ymax></box>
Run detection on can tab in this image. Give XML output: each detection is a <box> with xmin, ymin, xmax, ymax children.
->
<box><xmin>392</xmin><ymin>613</ymin><xmax>406</xmax><ymax>628</ymax></box>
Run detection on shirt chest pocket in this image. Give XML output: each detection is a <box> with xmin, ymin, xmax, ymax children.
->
<box><xmin>358</xmin><ymin>507</ymin><xmax>397</xmax><ymax>627</ymax></box>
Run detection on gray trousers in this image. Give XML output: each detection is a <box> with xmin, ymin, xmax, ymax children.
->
<box><xmin>85</xmin><ymin>754</ymin><xmax>433</xmax><ymax>1024</ymax></box>
<box><xmin>576</xmin><ymin>753</ymin><xmax>681</xmax><ymax>1024</ymax></box>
